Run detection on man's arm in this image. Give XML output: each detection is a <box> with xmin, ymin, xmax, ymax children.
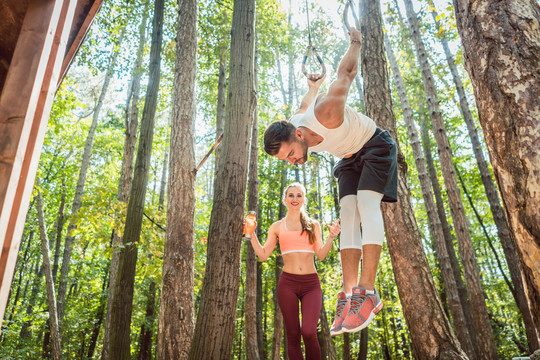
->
<box><xmin>314</xmin><ymin>28</ymin><xmax>361</xmax><ymax>128</ymax></box>
<box><xmin>294</xmin><ymin>74</ymin><xmax>326</xmax><ymax>115</ymax></box>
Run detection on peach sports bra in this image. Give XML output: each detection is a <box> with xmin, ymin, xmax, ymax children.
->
<box><xmin>279</xmin><ymin>218</ymin><xmax>315</xmax><ymax>255</ymax></box>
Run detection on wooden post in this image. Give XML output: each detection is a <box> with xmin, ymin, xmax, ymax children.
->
<box><xmin>0</xmin><ymin>0</ymin><xmax>78</xmax><ymax>328</ymax></box>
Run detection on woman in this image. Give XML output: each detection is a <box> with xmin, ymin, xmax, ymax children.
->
<box><xmin>245</xmin><ymin>183</ymin><xmax>340</xmax><ymax>360</ymax></box>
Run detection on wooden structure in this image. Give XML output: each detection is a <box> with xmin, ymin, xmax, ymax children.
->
<box><xmin>0</xmin><ymin>0</ymin><xmax>102</xmax><ymax>328</ymax></box>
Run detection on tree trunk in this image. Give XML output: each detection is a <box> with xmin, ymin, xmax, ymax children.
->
<box><xmin>359</xmin><ymin>0</ymin><xmax>467</xmax><ymax>358</ymax></box>
<box><xmin>102</xmin><ymin>6</ymin><xmax>148</xmax><ymax>359</ymax></box>
<box><xmin>387</xmin><ymin>7</ymin><xmax>471</xmax><ymax>327</ymax></box>
<box><xmin>428</xmin><ymin>1</ymin><xmax>538</xmax><ymax>351</ymax></box>
<box><xmin>158</xmin><ymin>151</ymin><xmax>168</xmax><ymax>207</ymax></box>
<box><xmin>245</xmin><ymin>54</ymin><xmax>260</xmax><ymax>360</ymax></box>
<box><xmin>109</xmin><ymin>0</ymin><xmax>163</xmax><ymax>357</ymax></box>
<box><xmin>343</xmin><ymin>333</ymin><xmax>351</xmax><ymax>360</ymax></box>
<box><xmin>137</xmin><ymin>133</ymin><xmax>166</xmax><ymax>360</ymax></box>
<box><xmin>7</xmin><ymin>257</ymin><xmax>32</xmax><ymax>330</ymax></box>
<box><xmin>156</xmin><ymin>0</ymin><xmax>197</xmax><ymax>358</ymax></box>
<box><xmin>188</xmin><ymin>0</ymin><xmax>255</xmax><ymax>356</ymax></box>
<box><xmin>86</xmin><ymin>272</ymin><xmax>107</xmax><ymax>359</ymax></box>
<box><xmin>20</xmin><ymin>259</ymin><xmax>43</xmax><ymax>339</ymax></box>
<box><xmin>418</xmin><ymin>110</ymin><xmax>477</xmax><ymax>340</ymax></box>
<box><xmin>36</xmin><ymin>185</ymin><xmax>62</xmax><ymax>360</ymax></box>
<box><xmin>402</xmin><ymin>0</ymin><xmax>498</xmax><ymax>357</ymax></box>
<box><xmin>214</xmin><ymin>51</ymin><xmax>227</xmax><ymax>171</ymax></box>
<box><xmin>384</xmin><ymin>34</ymin><xmax>476</xmax><ymax>359</ymax></box>
<box><xmin>452</xmin><ymin>0</ymin><xmax>540</xmax><ymax>338</ymax></box>
<box><xmin>318</xmin><ymin>292</ymin><xmax>337</xmax><ymax>360</ymax></box>
<box><xmin>5</xmin><ymin>230</ymin><xmax>33</xmax><ymax>328</ymax></box>
<box><xmin>358</xmin><ymin>329</ymin><xmax>369</xmax><ymax>360</ymax></box>
<box><xmin>51</xmin><ymin>177</ymin><xmax>66</xmax><ymax>284</ymax></box>
<box><xmin>271</xmin><ymin>167</ymin><xmax>287</xmax><ymax>360</ymax></box>
<box><xmin>57</xmin><ymin>25</ymin><xmax>127</xmax><ymax>326</ymax></box>
<box><xmin>137</xmin><ymin>281</ymin><xmax>156</xmax><ymax>360</ymax></box>
<box><xmin>256</xmin><ymin>261</ymin><xmax>264</xmax><ymax>359</ymax></box>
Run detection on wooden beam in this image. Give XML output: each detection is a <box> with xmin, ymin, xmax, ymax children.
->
<box><xmin>59</xmin><ymin>0</ymin><xmax>103</xmax><ymax>86</ymax></box>
<box><xmin>0</xmin><ymin>0</ymin><xmax>78</xmax><ymax>328</ymax></box>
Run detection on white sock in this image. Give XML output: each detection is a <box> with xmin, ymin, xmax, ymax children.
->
<box><xmin>346</xmin><ymin>293</ymin><xmax>352</xmax><ymax>298</ymax></box>
<box><xmin>365</xmin><ymin>289</ymin><xmax>375</xmax><ymax>295</ymax></box>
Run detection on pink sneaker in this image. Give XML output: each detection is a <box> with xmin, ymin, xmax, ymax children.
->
<box><xmin>330</xmin><ymin>291</ymin><xmax>349</xmax><ymax>336</ymax></box>
<box><xmin>342</xmin><ymin>287</ymin><xmax>383</xmax><ymax>333</ymax></box>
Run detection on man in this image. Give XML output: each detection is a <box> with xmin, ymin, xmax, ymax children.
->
<box><xmin>263</xmin><ymin>28</ymin><xmax>397</xmax><ymax>335</ymax></box>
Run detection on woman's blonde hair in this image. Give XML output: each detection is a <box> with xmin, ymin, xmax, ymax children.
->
<box><xmin>283</xmin><ymin>183</ymin><xmax>316</xmax><ymax>244</ymax></box>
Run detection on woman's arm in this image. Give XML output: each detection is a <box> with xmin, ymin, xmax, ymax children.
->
<box><xmin>314</xmin><ymin>220</ymin><xmax>340</xmax><ymax>260</ymax></box>
<box><xmin>249</xmin><ymin>221</ymin><xmax>279</xmax><ymax>261</ymax></box>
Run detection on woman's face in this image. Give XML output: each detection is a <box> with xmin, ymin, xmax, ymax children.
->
<box><xmin>284</xmin><ymin>186</ymin><xmax>305</xmax><ymax>209</ymax></box>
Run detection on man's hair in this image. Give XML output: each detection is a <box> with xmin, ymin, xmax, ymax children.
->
<box><xmin>263</xmin><ymin>120</ymin><xmax>296</xmax><ymax>155</ymax></box>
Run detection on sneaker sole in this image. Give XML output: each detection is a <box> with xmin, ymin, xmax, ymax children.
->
<box><xmin>342</xmin><ymin>300</ymin><xmax>383</xmax><ymax>333</ymax></box>
<box><xmin>330</xmin><ymin>327</ymin><xmax>345</xmax><ymax>336</ymax></box>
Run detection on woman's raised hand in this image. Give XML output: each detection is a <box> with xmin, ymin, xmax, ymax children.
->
<box><xmin>327</xmin><ymin>220</ymin><xmax>341</xmax><ymax>239</ymax></box>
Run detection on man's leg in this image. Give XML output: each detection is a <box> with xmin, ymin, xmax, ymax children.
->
<box><xmin>356</xmin><ymin>189</ymin><xmax>384</xmax><ymax>289</ymax></box>
<box><xmin>357</xmin><ymin>244</ymin><xmax>381</xmax><ymax>290</ymax></box>
<box><xmin>338</xmin><ymin>193</ymin><xmax>364</xmax><ymax>293</ymax></box>
<box><xmin>342</xmin><ymin>190</ymin><xmax>384</xmax><ymax>332</ymax></box>
<box><xmin>341</xmin><ymin>248</ymin><xmax>362</xmax><ymax>293</ymax></box>
<box><xmin>330</xmin><ymin>194</ymin><xmax>362</xmax><ymax>335</ymax></box>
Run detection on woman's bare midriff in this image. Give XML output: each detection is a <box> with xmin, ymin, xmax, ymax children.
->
<box><xmin>282</xmin><ymin>252</ymin><xmax>317</xmax><ymax>274</ymax></box>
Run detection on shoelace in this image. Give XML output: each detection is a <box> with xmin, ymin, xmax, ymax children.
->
<box><xmin>335</xmin><ymin>297</ymin><xmax>348</xmax><ymax>317</ymax></box>
<box><xmin>348</xmin><ymin>292</ymin><xmax>366</xmax><ymax>315</ymax></box>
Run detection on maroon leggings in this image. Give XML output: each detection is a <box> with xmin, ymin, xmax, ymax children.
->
<box><xmin>277</xmin><ymin>271</ymin><xmax>322</xmax><ymax>360</ymax></box>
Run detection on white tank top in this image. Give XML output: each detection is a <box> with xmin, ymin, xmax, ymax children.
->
<box><xmin>290</xmin><ymin>96</ymin><xmax>377</xmax><ymax>158</ymax></box>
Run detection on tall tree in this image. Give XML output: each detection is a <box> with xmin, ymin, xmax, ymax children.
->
<box><xmin>36</xmin><ymin>184</ymin><xmax>62</xmax><ymax>360</ymax></box>
<box><xmin>85</xmin><ymin>272</ymin><xmax>107</xmax><ymax>359</ymax></box>
<box><xmin>401</xmin><ymin>0</ymin><xmax>498</xmax><ymax>357</ymax></box>
<box><xmin>271</xmin><ymin>167</ymin><xmax>287</xmax><ymax>360</ymax></box>
<box><xmin>109</xmin><ymin>0</ymin><xmax>164</xmax><ymax>357</ymax></box>
<box><xmin>157</xmin><ymin>0</ymin><xmax>198</xmax><ymax>357</ymax></box>
<box><xmin>387</xmin><ymin>6</ymin><xmax>476</xmax><ymax>342</ymax></box>
<box><xmin>136</xmin><ymin>153</ymin><xmax>167</xmax><ymax>360</ymax></box>
<box><xmin>4</xmin><ymin>231</ymin><xmax>33</xmax><ymax>330</ymax></box>
<box><xmin>384</xmin><ymin>33</ymin><xmax>476</xmax><ymax>359</ymax></box>
<box><xmin>427</xmin><ymin>1</ymin><xmax>538</xmax><ymax>351</ymax></box>
<box><xmin>51</xmin><ymin>176</ymin><xmax>66</xmax><ymax>284</ymax></box>
<box><xmin>452</xmin><ymin>0</ymin><xmax>540</xmax><ymax>336</ymax></box>
<box><xmin>56</xmin><ymin>24</ymin><xmax>127</xmax><ymax>326</ymax></box>
<box><xmin>102</xmin><ymin>6</ymin><xmax>148</xmax><ymax>359</ymax></box>
<box><xmin>42</xmin><ymin>174</ymin><xmax>67</xmax><ymax>356</ymax></box>
<box><xmin>189</xmin><ymin>0</ymin><xmax>256</xmax><ymax>356</ymax></box>
<box><xmin>418</xmin><ymin>107</ymin><xmax>477</xmax><ymax>343</ymax></box>
<box><xmin>245</xmin><ymin>53</ymin><xmax>260</xmax><ymax>360</ymax></box>
<box><xmin>358</xmin><ymin>0</ymin><xmax>467</xmax><ymax>358</ymax></box>
<box><xmin>214</xmin><ymin>51</ymin><xmax>227</xmax><ymax>171</ymax></box>
<box><xmin>19</xmin><ymin>258</ymin><xmax>43</xmax><ymax>339</ymax></box>
<box><xmin>137</xmin><ymin>280</ymin><xmax>156</xmax><ymax>360</ymax></box>
<box><xmin>318</xmin><ymin>293</ymin><xmax>337</xmax><ymax>360</ymax></box>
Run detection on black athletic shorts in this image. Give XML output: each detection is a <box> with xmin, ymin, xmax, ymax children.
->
<box><xmin>332</xmin><ymin>128</ymin><xmax>398</xmax><ymax>203</ymax></box>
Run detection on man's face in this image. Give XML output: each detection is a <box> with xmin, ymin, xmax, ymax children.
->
<box><xmin>275</xmin><ymin>137</ymin><xmax>309</xmax><ymax>165</ymax></box>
